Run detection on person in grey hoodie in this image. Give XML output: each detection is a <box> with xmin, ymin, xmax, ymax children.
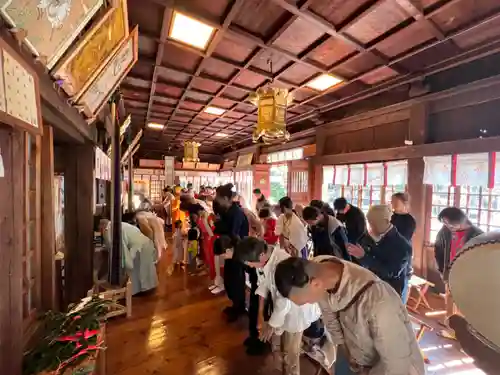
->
<box><xmin>275</xmin><ymin>256</ymin><xmax>425</xmax><ymax>375</ymax></box>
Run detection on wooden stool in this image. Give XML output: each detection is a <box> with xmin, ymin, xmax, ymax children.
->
<box><xmin>407</xmin><ymin>275</ymin><xmax>435</xmax><ymax>312</ymax></box>
<box><xmin>87</xmin><ymin>279</ymin><xmax>132</xmax><ymax>319</ymax></box>
<box><xmin>409</xmin><ymin>312</ymin><xmax>433</xmax><ymax>364</ymax></box>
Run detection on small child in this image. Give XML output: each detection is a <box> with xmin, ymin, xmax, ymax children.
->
<box><xmin>259</xmin><ymin>207</ymin><xmax>278</xmax><ymax>245</ymax></box>
<box><xmin>171</xmin><ymin>220</ymin><xmax>184</xmax><ymax>270</ymax></box>
<box><xmin>187</xmin><ymin>227</ymin><xmax>200</xmax><ymax>274</ymax></box>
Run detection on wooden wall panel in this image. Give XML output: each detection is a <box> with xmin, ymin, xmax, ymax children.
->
<box><xmin>323</xmin><ymin>120</ymin><xmax>410</xmax><ymax>156</ymax></box>
<box><xmin>0</xmin><ymin>125</ymin><xmax>23</xmax><ymax>375</ymax></box>
<box><xmin>428</xmin><ymin>99</ymin><xmax>500</xmax><ymax>143</ymax></box>
<box><xmin>372</xmin><ymin>120</ymin><xmax>408</xmax><ymax>149</ymax></box>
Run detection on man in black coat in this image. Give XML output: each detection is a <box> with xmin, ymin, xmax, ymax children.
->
<box><xmin>347</xmin><ymin>204</ymin><xmax>412</xmax><ymax>301</ymax></box>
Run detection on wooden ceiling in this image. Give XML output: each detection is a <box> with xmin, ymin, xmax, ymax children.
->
<box><xmin>121</xmin><ymin>0</ymin><xmax>500</xmax><ymax>157</ymax></box>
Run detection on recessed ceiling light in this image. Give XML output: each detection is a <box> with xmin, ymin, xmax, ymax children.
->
<box><xmin>305</xmin><ymin>74</ymin><xmax>343</xmax><ymax>91</ymax></box>
<box><xmin>169</xmin><ymin>12</ymin><xmax>215</xmax><ymax>50</ymax></box>
<box><xmin>204</xmin><ymin>106</ymin><xmax>226</xmax><ymax>115</ymax></box>
<box><xmin>214</xmin><ymin>132</ymin><xmax>228</xmax><ymax>137</ymax></box>
<box><xmin>147</xmin><ymin>122</ymin><xmax>164</xmax><ymax>130</ymax></box>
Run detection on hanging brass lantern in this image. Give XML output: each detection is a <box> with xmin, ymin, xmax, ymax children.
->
<box><xmin>183</xmin><ymin>141</ymin><xmax>201</xmax><ymax>163</ymax></box>
<box><xmin>249</xmin><ymin>86</ymin><xmax>293</xmax><ymax>144</ymax></box>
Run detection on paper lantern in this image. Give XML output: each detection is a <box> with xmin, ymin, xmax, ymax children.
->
<box><xmin>183</xmin><ymin>141</ymin><xmax>201</xmax><ymax>163</ymax></box>
<box><xmin>249</xmin><ymin>86</ymin><xmax>292</xmax><ymax>144</ymax></box>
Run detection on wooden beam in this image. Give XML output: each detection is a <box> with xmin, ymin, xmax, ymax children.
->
<box><xmin>40</xmin><ymin>125</ymin><xmax>57</xmax><ymax>310</ymax></box>
<box><xmin>0</xmin><ymin>30</ymin><xmax>91</xmax><ymax>142</ymax></box>
<box><xmin>42</xmin><ymin>103</ymin><xmax>84</xmax><ymax>143</ymax></box>
<box><xmin>315</xmin><ymin>135</ymin><xmax>500</xmax><ymax>165</ymax></box>
<box><xmin>288</xmin><ymin>11</ymin><xmax>500</xmax><ymax>124</ymax></box>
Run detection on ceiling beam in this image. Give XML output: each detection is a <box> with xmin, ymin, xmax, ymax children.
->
<box><xmin>145</xmin><ymin>2</ymin><xmax>174</xmax><ymax>126</ymax></box>
<box><xmin>315</xmin><ymin>135</ymin><xmax>500</xmax><ymax>165</ymax></box>
<box><xmin>269</xmin><ymin>0</ymin><xmax>407</xmax><ymax>74</ymax></box>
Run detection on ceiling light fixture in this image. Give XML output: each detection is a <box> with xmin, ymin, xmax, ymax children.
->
<box><xmin>204</xmin><ymin>106</ymin><xmax>226</xmax><ymax>115</ymax></box>
<box><xmin>147</xmin><ymin>122</ymin><xmax>164</xmax><ymax>130</ymax></box>
<box><xmin>214</xmin><ymin>132</ymin><xmax>228</xmax><ymax>137</ymax></box>
<box><xmin>169</xmin><ymin>12</ymin><xmax>215</xmax><ymax>50</ymax></box>
<box><xmin>305</xmin><ymin>74</ymin><xmax>343</xmax><ymax>91</ymax></box>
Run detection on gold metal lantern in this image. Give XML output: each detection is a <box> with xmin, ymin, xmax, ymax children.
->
<box><xmin>249</xmin><ymin>86</ymin><xmax>293</xmax><ymax>144</ymax></box>
<box><xmin>183</xmin><ymin>141</ymin><xmax>201</xmax><ymax>163</ymax></box>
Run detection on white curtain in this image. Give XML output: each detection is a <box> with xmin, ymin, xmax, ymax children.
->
<box><xmin>334</xmin><ymin>165</ymin><xmax>349</xmax><ymax>185</ymax></box>
<box><xmin>423</xmin><ymin>156</ymin><xmax>451</xmax><ymax>185</ymax></box>
<box><xmin>349</xmin><ymin>164</ymin><xmax>364</xmax><ymax>185</ymax></box>
<box><xmin>456</xmin><ymin>153</ymin><xmax>489</xmax><ymax>187</ymax></box>
<box><xmin>387</xmin><ymin>160</ymin><xmax>408</xmax><ymax>185</ymax></box>
<box><xmin>366</xmin><ymin>163</ymin><xmax>384</xmax><ymax>186</ymax></box>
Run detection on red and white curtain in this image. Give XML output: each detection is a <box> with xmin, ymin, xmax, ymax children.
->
<box><xmin>424</xmin><ymin>153</ymin><xmax>492</xmax><ymax>187</ymax></box>
<box><xmin>386</xmin><ymin>160</ymin><xmax>407</xmax><ymax>186</ymax></box>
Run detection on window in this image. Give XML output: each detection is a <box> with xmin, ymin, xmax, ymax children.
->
<box><xmin>322</xmin><ymin>163</ymin><xmax>405</xmax><ymax>214</ymax></box>
<box><xmin>234</xmin><ymin>170</ymin><xmax>253</xmax><ymax>209</ymax></box>
<box><xmin>429</xmin><ymin>185</ymin><xmax>456</xmax><ymax>243</ymax></box>
<box><xmin>459</xmin><ymin>186</ymin><xmax>500</xmax><ymax>233</ymax></box>
<box><xmin>270</xmin><ymin>163</ymin><xmax>288</xmax><ymax>204</ymax></box>
<box><xmin>384</xmin><ymin>184</ymin><xmax>407</xmax><ymax>204</ymax></box>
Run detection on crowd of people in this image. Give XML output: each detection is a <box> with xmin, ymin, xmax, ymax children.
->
<box><xmin>99</xmin><ymin>181</ymin><xmax>488</xmax><ymax>375</ymax></box>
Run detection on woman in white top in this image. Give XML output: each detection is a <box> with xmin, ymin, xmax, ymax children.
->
<box><xmin>276</xmin><ymin>197</ymin><xmax>309</xmax><ymax>258</ymax></box>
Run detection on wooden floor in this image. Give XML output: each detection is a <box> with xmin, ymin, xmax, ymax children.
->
<box><xmin>106</xmin><ymin>256</ymin><xmax>483</xmax><ymax>375</ymax></box>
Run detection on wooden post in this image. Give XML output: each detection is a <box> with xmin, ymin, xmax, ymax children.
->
<box><xmin>407</xmin><ymin>103</ymin><xmax>428</xmax><ymax>277</ymax></box>
<box><xmin>64</xmin><ymin>142</ymin><xmax>94</xmax><ymax>303</ymax></box>
<box><xmin>127</xmin><ymin>154</ymin><xmax>133</xmax><ymax>212</ymax></box>
<box><xmin>40</xmin><ymin>124</ymin><xmax>57</xmax><ymax>310</ymax></box>
<box><xmin>109</xmin><ymin>97</ymin><xmax>122</xmax><ymax>286</ymax></box>
<box><xmin>0</xmin><ymin>125</ymin><xmax>24</xmax><ymax>375</ymax></box>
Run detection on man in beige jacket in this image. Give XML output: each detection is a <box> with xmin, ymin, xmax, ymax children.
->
<box><xmin>275</xmin><ymin>256</ymin><xmax>425</xmax><ymax>375</ymax></box>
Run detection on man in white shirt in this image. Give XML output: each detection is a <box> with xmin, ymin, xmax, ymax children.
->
<box><xmin>276</xmin><ymin>197</ymin><xmax>309</xmax><ymax>258</ymax></box>
<box><xmin>233</xmin><ymin>237</ymin><xmax>334</xmax><ymax>375</ymax></box>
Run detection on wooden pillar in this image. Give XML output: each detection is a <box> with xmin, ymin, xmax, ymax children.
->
<box><xmin>40</xmin><ymin>125</ymin><xmax>56</xmax><ymax>310</ymax></box>
<box><xmin>0</xmin><ymin>125</ymin><xmax>24</xmax><ymax>375</ymax></box>
<box><xmin>407</xmin><ymin>103</ymin><xmax>428</xmax><ymax>277</ymax></box>
<box><xmin>313</xmin><ymin>130</ymin><xmax>326</xmax><ymax>200</ymax></box>
<box><xmin>64</xmin><ymin>142</ymin><xmax>94</xmax><ymax>304</ymax></box>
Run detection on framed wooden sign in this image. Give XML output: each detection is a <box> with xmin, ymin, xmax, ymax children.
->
<box><xmin>236</xmin><ymin>153</ymin><xmax>254</xmax><ymax>167</ymax></box>
<box><xmin>0</xmin><ymin>0</ymin><xmax>104</xmax><ymax>70</ymax></box>
<box><xmin>0</xmin><ymin>36</ymin><xmax>42</xmax><ymax>135</ymax></box>
<box><xmin>52</xmin><ymin>0</ymin><xmax>129</xmax><ymax>99</ymax></box>
<box><xmin>76</xmin><ymin>27</ymin><xmax>138</xmax><ymax>118</ymax></box>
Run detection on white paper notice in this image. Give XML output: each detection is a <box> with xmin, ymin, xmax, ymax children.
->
<box><xmin>0</xmin><ymin>148</ymin><xmax>4</xmax><ymax>177</ymax></box>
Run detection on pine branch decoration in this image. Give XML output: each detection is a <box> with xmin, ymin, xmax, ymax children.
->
<box><xmin>23</xmin><ymin>297</ymin><xmax>111</xmax><ymax>375</ymax></box>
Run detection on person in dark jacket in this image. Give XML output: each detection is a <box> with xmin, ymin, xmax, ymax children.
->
<box><xmin>302</xmin><ymin>206</ymin><xmax>351</xmax><ymax>261</ymax></box>
<box><xmin>347</xmin><ymin>204</ymin><xmax>412</xmax><ymax>300</ymax></box>
<box><xmin>309</xmin><ymin>199</ymin><xmax>335</xmax><ymax>217</ymax></box>
<box><xmin>390</xmin><ymin>192</ymin><xmax>416</xmax><ymax>242</ymax></box>
<box><xmin>215</xmin><ymin>184</ymin><xmax>249</xmax><ymax>323</ymax></box>
<box><xmin>253</xmin><ymin>188</ymin><xmax>269</xmax><ymax>213</ymax></box>
<box><xmin>215</xmin><ymin>184</ymin><xmax>268</xmax><ymax>356</ymax></box>
<box><xmin>434</xmin><ymin>207</ymin><xmax>483</xmax><ymax>335</ymax></box>
<box><xmin>434</xmin><ymin>207</ymin><xmax>483</xmax><ymax>282</ymax></box>
<box><xmin>333</xmin><ymin>197</ymin><xmax>367</xmax><ymax>243</ymax></box>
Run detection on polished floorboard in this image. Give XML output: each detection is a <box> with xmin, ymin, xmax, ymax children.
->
<box><xmin>106</xmin><ymin>255</ymin><xmax>482</xmax><ymax>375</ymax></box>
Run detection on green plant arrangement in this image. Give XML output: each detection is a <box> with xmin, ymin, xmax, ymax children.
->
<box><xmin>23</xmin><ymin>297</ymin><xmax>110</xmax><ymax>375</ymax></box>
